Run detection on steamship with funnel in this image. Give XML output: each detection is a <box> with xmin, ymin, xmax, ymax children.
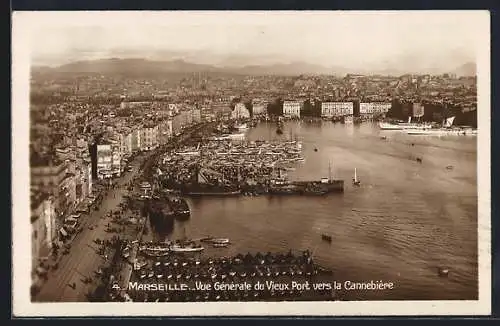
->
<box><xmin>378</xmin><ymin>117</ymin><xmax>432</xmax><ymax>130</ymax></box>
<box><xmin>183</xmin><ymin>164</ymin><xmax>241</xmax><ymax>196</ymax></box>
<box><xmin>405</xmin><ymin>116</ymin><xmax>476</xmax><ymax>136</ymax></box>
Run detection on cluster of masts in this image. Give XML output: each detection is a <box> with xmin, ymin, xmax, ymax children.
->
<box><xmin>327</xmin><ymin>161</ymin><xmax>360</xmax><ymax>186</ymax></box>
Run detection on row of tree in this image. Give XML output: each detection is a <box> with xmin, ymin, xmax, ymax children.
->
<box><xmin>265</xmin><ymin>98</ymin><xmax>327</xmax><ymax>118</ymax></box>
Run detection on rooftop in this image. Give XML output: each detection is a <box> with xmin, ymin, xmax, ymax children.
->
<box><xmin>98</xmin><ymin>139</ymin><xmax>112</xmax><ymax>146</ymax></box>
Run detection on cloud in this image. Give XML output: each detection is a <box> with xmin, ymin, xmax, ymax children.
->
<box><xmin>20</xmin><ymin>11</ymin><xmax>484</xmax><ymax>70</ymax></box>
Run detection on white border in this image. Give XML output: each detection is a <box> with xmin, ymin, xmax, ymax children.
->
<box><xmin>12</xmin><ymin>11</ymin><xmax>491</xmax><ymax>317</ymax></box>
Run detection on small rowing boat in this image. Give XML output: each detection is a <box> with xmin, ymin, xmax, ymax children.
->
<box><xmin>321</xmin><ymin>234</ymin><xmax>332</xmax><ymax>243</ymax></box>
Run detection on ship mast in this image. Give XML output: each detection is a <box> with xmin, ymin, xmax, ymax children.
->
<box><xmin>182</xmin><ymin>224</ymin><xmax>187</xmax><ymax>241</ymax></box>
<box><xmin>328</xmin><ymin>161</ymin><xmax>332</xmax><ymax>180</ymax></box>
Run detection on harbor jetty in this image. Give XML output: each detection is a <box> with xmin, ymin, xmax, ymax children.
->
<box><xmin>66</xmin><ymin>122</ymin><xmax>343</xmax><ymax>303</ymax></box>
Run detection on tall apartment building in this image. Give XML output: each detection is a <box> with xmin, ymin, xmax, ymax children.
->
<box><xmin>81</xmin><ymin>157</ymin><xmax>92</xmax><ymax>197</ymax></box>
<box><xmin>412</xmin><ymin>103</ymin><xmax>424</xmax><ymax>118</ymax></box>
<box><xmin>321</xmin><ymin>102</ymin><xmax>354</xmax><ymax>118</ymax></box>
<box><xmin>231</xmin><ymin>103</ymin><xmax>251</xmax><ymax>120</ymax></box>
<box><xmin>131</xmin><ymin>128</ymin><xmax>141</xmax><ymax>152</ymax></box>
<box><xmin>31</xmin><ymin>190</ymin><xmax>57</xmax><ymax>264</ymax></box>
<box><xmin>119</xmin><ymin>129</ymin><xmax>133</xmax><ymax>156</ymax></box>
<box><xmin>251</xmin><ymin>103</ymin><xmax>266</xmax><ymax>115</ymax></box>
<box><xmin>359</xmin><ymin>102</ymin><xmax>392</xmax><ymax>116</ymax></box>
<box><xmin>283</xmin><ymin>101</ymin><xmax>301</xmax><ymax>118</ymax></box>
<box><xmin>120</xmin><ymin>101</ymin><xmax>151</xmax><ymax>109</ymax></box>
<box><xmin>31</xmin><ymin>158</ymin><xmax>76</xmax><ymax>219</ymax></box>
<box><xmin>96</xmin><ymin>142</ymin><xmax>113</xmax><ymax>179</ymax></box>
<box><xmin>191</xmin><ymin>108</ymin><xmax>202</xmax><ymax>124</ymax></box>
<box><xmin>168</xmin><ymin>103</ymin><xmax>179</xmax><ymax>115</ymax></box>
<box><xmin>74</xmin><ymin>142</ymin><xmax>93</xmax><ymax>198</ymax></box>
<box><xmin>140</xmin><ymin>124</ymin><xmax>159</xmax><ymax>151</ymax></box>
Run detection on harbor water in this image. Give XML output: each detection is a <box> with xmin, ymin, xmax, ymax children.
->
<box><xmin>154</xmin><ymin>121</ymin><xmax>478</xmax><ymax>301</ymax></box>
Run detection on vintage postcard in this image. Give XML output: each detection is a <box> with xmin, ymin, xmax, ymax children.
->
<box><xmin>12</xmin><ymin>11</ymin><xmax>491</xmax><ymax>316</ymax></box>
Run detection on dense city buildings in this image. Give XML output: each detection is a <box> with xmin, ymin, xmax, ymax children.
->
<box><xmin>412</xmin><ymin>103</ymin><xmax>425</xmax><ymax>118</ymax></box>
<box><xmin>140</xmin><ymin>124</ymin><xmax>159</xmax><ymax>151</ymax></box>
<box><xmin>96</xmin><ymin>142</ymin><xmax>114</xmax><ymax>179</ymax></box>
<box><xmin>31</xmin><ymin>158</ymin><xmax>75</xmax><ymax>217</ymax></box>
<box><xmin>18</xmin><ymin>8</ymin><xmax>491</xmax><ymax>312</ymax></box>
<box><xmin>31</xmin><ymin>191</ymin><xmax>57</xmax><ymax>265</ymax></box>
<box><xmin>251</xmin><ymin>101</ymin><xmax>267</xmax><ymax>116</ymax></box>
<box><xmin>231</xmin><ymin>103</ymin><xmax>251</xmax><ymax>120</ymax></box>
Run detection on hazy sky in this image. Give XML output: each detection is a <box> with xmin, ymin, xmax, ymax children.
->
<box><xmin>14</xmin><ymin>11</ymin><xmax>488</xmax><ymax>69</ymax></box>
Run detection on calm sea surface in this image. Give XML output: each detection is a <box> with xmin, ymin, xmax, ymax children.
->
<box><xmin>152</xmin><ymin>121</ymin><xmax>478</xmax><ymax>300</ymax></box>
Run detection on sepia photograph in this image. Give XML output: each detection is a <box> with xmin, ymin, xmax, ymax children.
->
<box><xmin>12</xmin><ymin>10</ymin><xmax>490</xmax><ymax>316</ymax></box>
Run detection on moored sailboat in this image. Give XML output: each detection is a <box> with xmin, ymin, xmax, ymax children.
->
<box><xmin>276</xmin><ymin>117</ymin><xmax>284</xmax><ymax>135</ymax></box>
<box><xmin>353</xmin><ymin>168</ymin><xmax>360</xmax><ymax>186</ymax></box>
<box><xmin>234</xmin><ymin>122</ymin><xmax>248</xmax><ymax>131</ymax></box>
<box><xmin>201</xmin><ymin>237</ymin><xmax>230</xmax><ymax>244</ymax></box>
<box><xmin>170</xmin><ymin>243</ymin><xmax>204</xmax><ymax>253</ymax></box>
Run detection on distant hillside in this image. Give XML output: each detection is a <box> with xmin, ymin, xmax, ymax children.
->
<box><xmin>30</xmin><ymin>57</ymin><xmax>476</xmax><ymax>77</ymax></box>
<box><xmin>453</xmin><ymin>62</ymin><xmax>476</xmax><ymax>76</ymax></box>
<box><xmin>31</xmin><ymin>58</ymin><xmax>346</xmax><ymax>77</ymax></box>
<box><xmin>49</xmin><ymin>58</ymin><xmax>220</xmax><ymax>75</ymax></box>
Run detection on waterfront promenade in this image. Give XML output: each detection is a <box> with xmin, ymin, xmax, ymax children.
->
<box><xmin>33</xmin><ymin>123</ymin><xmax>212</xmax><ymax>302</ymax></box>
<box><xmin>34</xmin><ymin>153</ymin><xmax>147</xmax><ymax>302</ymax></box>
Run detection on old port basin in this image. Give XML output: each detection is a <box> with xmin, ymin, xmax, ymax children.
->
<box><xmin>32</xmin><ymin>114</ymin><xmax>477</xmax><ymax>303</ymax></box>
<box><xmin>42</xmin><ymin>119</ymin><xmax>348</xmax><ymax>303</ymax></box>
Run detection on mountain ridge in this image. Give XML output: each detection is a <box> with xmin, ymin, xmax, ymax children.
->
<box><xmin>32</xmin><ymin>57</ymin><xmax>476</xmax><ymax>77</ymax></box>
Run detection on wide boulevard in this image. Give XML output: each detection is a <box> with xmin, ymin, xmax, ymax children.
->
<box><xmin>34</xmin><ymin>122</ymin><xmax>211</xmax><ymax>302</ymax></box>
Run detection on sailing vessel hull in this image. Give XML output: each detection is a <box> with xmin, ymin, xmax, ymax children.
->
<box><xmin>378</xmin><ymin>122</ymin><xmax>403</xmax><ymax>130</ymax></box>
<box><xmin>406</xmin><ymin>129</ymin><xmax>477</xmax><ymax>136</ymax></box>
<box><xmin>379</xmin><ymin>122</ymin><xmax>433</xmax><ymax>130</ymax></box>
<box><xmin>269</xmin><ymin>180</ymin><xmax>344</xmax><ymax>195</ymax></box>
